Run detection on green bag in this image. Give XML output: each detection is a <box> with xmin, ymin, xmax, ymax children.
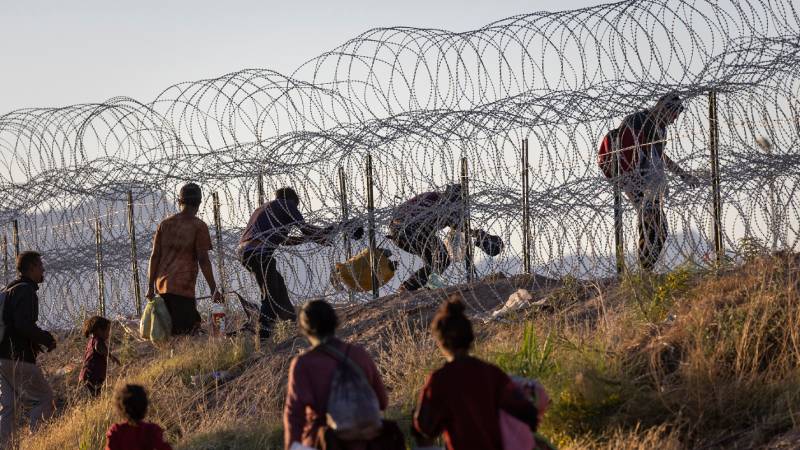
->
<box><xmin>139</xmin><ymin>296</ymin><xmax>173</xmax><ymax>342</ymax></box>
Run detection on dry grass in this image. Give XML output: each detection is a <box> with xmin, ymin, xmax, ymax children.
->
<box><xmin>17</xmin><ymin>254</ymin><xmax>800</xmax><ymax>449</ymax></box>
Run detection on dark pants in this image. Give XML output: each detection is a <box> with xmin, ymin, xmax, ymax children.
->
<box><xmin>83</xmin><ymin>381</ymin><xmax>102</xmax><ymax>398</ymax></box>
<box><xmin>316</xmin><ymin>420</ymin><xmax>406</xmax><ymax>450</ymax></box>
<box><xmin>160</xmin><ymin>293</ymin><xmax>202</xmax><ymax>335</ymax></box>
<box><xmin>632</xmin><ymin>195</ymin><xmax>668</xmax><ymax>271</ymax></box>
<box><xmin>241</xmin><ymin>251</ymin><xmax>296</xmax><ymax>339</ymax></box>
<box><xmin>391</xmin><ymin>225</ymin><xmax>450</xmax><ymax>291</ymax></box>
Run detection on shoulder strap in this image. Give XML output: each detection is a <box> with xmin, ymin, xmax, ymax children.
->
<box><xmin>2</xmin><ymin>281</ymin><xmax>32</xmax><ymax>297</ymax></box>
<box><xmin>316</xmin><ymin>343</ymin><xmax>370</xmax><ymax>383</ymax></box>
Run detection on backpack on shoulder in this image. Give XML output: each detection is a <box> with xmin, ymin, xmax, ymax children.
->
<box><xmin>317</xmin><ymin>343</ymin><xmax>383</xmax><ymax>441</ymax></box>
<box><xmin>597</xmin><ymin>125</ymin><xmax>640</xmax><ymax>179</ymax></box>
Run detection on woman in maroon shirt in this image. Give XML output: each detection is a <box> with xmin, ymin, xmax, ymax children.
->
<box><xmin>283</xmin><ymin>300</ymin><xmax>394</xmax><ymax>450</ymax></box>
<box><xmin>413</xmin><ymin>294</ymin><xmax>539</xmax><ymax>450</ymax></box>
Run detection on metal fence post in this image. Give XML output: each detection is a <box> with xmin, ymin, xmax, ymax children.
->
<box><xmin>365</xmin><ymin>154</ymin><xmax>380</xmax><ymax>299</ymax></box>
<box><xmin>2</xmin><ymin>235</ymin><xmax>7</xmax><ymax>284</ymax></box>
<box><xmin>612</xmin><ymin>136</ymin><xmax>625</xmax><ymax>275</ymax></box>
<box><xmin>257</xmin><ymin>173</ymin><xmax>265</xmax><ymax>206</ymax></box>
<box><xmin>12</xmin><ymin>220</ymin><xmax>19</xmax><ymax>258</ymax></box>
<box><xmin>212</xmin><ymin>192</ymin><xmax>227</xmax><ymax>295</ymax></box>
<box><xmin>95</xmin><ymin>218</ymin><xmax>106</xmax><ymax>316</ymax></box>
<box><xmin>127</xmin><ymin>191</ymin><xmax>143</xmax><ymax>315</ymax></box>
<box><xmin>521</xmin><ymin>138</ymin><xmax>531</xmax><ymax>274</ymax></box>
<box><xmin>338</xmin><ymin>167</ymin><xmax>354</xmax><ymax>303</ymax></box>
<box><xmin>709</xmin><ymin>90</ymin><xmax>724</xmax><ymax>265</ymax></box>
<box><xmin>461</xmin><ymin>157</ymin><xmax>476</xmax><ymax>282</ymax></box>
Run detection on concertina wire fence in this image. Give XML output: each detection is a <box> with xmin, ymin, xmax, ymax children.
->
<box><xmin>0</xmin><ymin>0</ymin><xmax>798</xmax><ymax>328</ymax></box>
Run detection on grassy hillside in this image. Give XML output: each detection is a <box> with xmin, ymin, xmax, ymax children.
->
<box><xmin>20</xmin><ymin>253</ymin><xmax>800</xmax><ymax>449</ymax></box>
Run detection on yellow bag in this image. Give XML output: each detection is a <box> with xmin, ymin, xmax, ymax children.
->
<box><xmin>139</xmin><ymin>296</ymin><xmax>172</xmax><ymax>342</ymax></box>
<box><xmin>333</xmin><ymin>248</ymin><xmax>396</xmax><ymax>293</ymax></box>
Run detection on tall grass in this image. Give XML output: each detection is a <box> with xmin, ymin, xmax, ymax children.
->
<box><xmin>21</xmin><ymin>254</ymin><xmax>800</xmax><ymax>449</ymax></box>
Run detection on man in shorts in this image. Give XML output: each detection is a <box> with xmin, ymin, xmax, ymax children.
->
<box><xmin>146</xmin><ymin>183</ymin><xmax>222</xmax><ymax>335</ymax></box>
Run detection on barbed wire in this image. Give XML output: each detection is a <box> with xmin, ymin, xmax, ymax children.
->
<box><xmin>0</xmin><ymin>0</ymin><xmax>798</xmax><ymax>326</ymax></box>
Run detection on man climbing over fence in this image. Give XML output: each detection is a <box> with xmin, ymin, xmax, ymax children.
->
<box><xmin>145</xmin><ymin>183</ymin><xmax>222</xmax><ymax>335</ymax></box>
<box><xmin>238</xmin><ymin>187</ymin><xmax>331</xmax><ymax>340</ymax></box>
<box><xmin>599</xmin><ymin>93</ymin><xmax>703</xmax><ymax>271</ymax></box>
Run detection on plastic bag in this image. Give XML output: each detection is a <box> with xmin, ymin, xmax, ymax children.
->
<box><xmin>444</xmin><ymin>228</ymin><xmax>466</xmax><ymax>262</ymax></box>
<box><xmin>474</xmin><ymin>230</ymin><xmax>504</xmax><ymax>256</ymax></box>
<box><xmin>501</xmin><ymin>377</ymin><xmax>554</xmax><ymax>450</ymax></box>
<box><xmin>139</xmin><ymin>296</ymin><xmax>172</xmax><ymax>342</ymax></box>
<box><xmin>333</xmin><ymin>248</ymin><xmax>396</xmax><ymax>292</ymax></box>
<box><xmin>424</xmin><ymin>273</ymin><xmax>446</xmax><ymax>290</ymax></box>
<box><xmin>499</xmin><ymin>409</ymin><xmax>535</xmax><ymax>450</ymax></box>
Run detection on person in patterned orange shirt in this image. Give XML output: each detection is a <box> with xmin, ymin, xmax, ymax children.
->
<box><xmin>145</xmin><ymin>183</ymin><xmax>222</xmax><ymax>335</ymax></box>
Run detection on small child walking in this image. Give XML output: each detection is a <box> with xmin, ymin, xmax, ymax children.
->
<box><xmin>79</xmin><ymin>316</ymin><xmax>120</xmax><ymax>397</ymax></box>
<box><xmin>105</xmin><ymin>384</ymin><xmax>172</xmax><ymax>450</ymax></box>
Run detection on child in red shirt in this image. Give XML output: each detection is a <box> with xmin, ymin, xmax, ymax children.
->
<box><xmin>413</xmin><ymin>295</ymin><xmax>539</xmax><ymax>450</ymax></box>
<box><xmin>79</xmin><ymin>316</ymin><xmax>120</xmax><ymax>397</ymax></box>
<box><xmin>105</xmin><ymin>384</ymin><xmax>172</xmax><ymax>450</ymax></box>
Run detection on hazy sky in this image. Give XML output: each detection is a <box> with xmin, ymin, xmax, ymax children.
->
<box><xmin>0</xmin><ymin>0</ymin><xmax>607</xmax><ymax>112</ymax></box>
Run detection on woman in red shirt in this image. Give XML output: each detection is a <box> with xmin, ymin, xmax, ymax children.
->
<box><xmin>105</xmin><ymin>384</ymin><xmax>172</xmax><ymax>450</ymax></box>
<box><xmin>413</xmin><ymin>294</ymin><xmax>539</xmax><ymax>450</ymax></box>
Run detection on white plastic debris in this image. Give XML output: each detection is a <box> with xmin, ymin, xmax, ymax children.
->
<box><xmin>489</xmin><ymin>288</ymin><xmax>546</xmax><ymax>321</ymax></box>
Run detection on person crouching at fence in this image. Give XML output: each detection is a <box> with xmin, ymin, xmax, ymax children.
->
<box><xmin>0</xmin><ymin>251</ymin><xmax>57</xmax><ymax>446</ymax></box>
<box><xmin>238</xmin><ymin>187</ymin><xmax>332</xmax><ymax>341</ymax></box>
<box><xmin>79</xmin><ymin>316</ymin><xmax>120</xmax><ymax>397</ymax></box>
<box><xmin>145</xmin><ymin>183</ymin><xmax>223</xmax><ymax>336</ymax></box>
<box><xmin>283</xmin><ymin>300</ymin><xmax>404</xmax><ymax>450</ymax></box>
<box><xmin>105</xmin><ymin>384</ymin><xmax>172</xmax><ymax>450</ymax></box>
<box><xmin>412</xmin><ymin>294</ymin><xmax>539</xmax><ymax>450</ymax></box>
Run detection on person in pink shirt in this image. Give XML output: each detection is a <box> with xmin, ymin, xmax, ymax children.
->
<box><xmin>283</xmin><ymin>300</ymin><xmax>400</xmax><ymax>450</ymax></box>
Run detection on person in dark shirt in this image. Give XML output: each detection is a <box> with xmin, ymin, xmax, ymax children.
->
<box><xmin>238</xmin><ymin>187</ymin><xmax>330</xmax><ymax>340</ymax></box>
<box><xmin>0</xmin><ymin>251</ymin><xmax>57</xmax><ymax>445</ymax></box>
<box><xmin>413</xmin><ymin>294</ymin><xmax>538</xmax><ymax>450</ymax></box>
<box><xmin>389</xmin><ymin>184</ymin><xmax>472</xmax><ymax>292</ymax></box>
<box><xmin>105</xmin><ymin>384</ymin><xmax>172</xmax><ymax>450</ymax></box>
<box><xmin>618</xmin><ymin>93</ymin><xmax>702</xmax><ymax>271</ymax></box>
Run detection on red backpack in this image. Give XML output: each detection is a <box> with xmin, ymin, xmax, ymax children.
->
<box><xmin>597</xmin><ymin>125</ymin><xmax>641</xmax><ymax>179</ymax></box>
